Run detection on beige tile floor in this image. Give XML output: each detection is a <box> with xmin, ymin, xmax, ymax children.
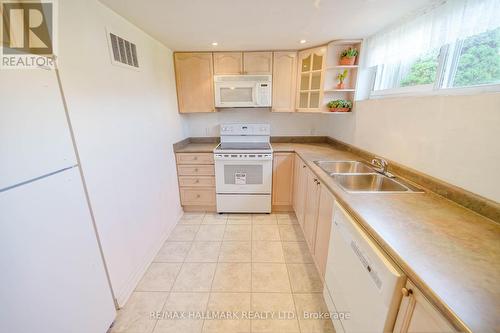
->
<box><xmin>111</xmin><ymin>212</ymin><xmax>335</xmax><ymax>333</ymax></box>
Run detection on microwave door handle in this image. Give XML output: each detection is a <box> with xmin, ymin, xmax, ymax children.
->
<box><xmin>254</xmin><ymin>83</ymin><xmax>260</xmax><ymax>106</ymax></box>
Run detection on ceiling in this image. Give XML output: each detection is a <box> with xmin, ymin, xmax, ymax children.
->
<box><xmin>99</xmin><ymin>0</ymin><xmax>432</xmax><ymax>51</ymax></box>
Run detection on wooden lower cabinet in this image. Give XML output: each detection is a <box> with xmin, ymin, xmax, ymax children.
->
<box><xmin>178</xmin><ymin>176</ymin><xmax>215</xmax><ymax>187</ymax></box>
<box><xmin>394</xmin><ymin>281</ymin><xmax>456</xmax><ymax>333</ymax></box>
<box><xmin>177</xmin><ymin>165</ymin><xmax>215</xmax><ymax>176</ymax></box>
<box><xmin>176</xmin><ymin>153</ymin><xmax>214</xmax><ymax>165</ymax></box>
<box><xmin>303</xmin><ymin>168</ymin><xmax>321</xmax><ymax>253</ymax></box>
<box><xmin>179</xmin><ymin>188</ymin><xmax>216</xmax><ymax>206</ymax></box>
<box><xmin>293</xmin><ymin>154</ymin><xmax>308</xmax><ymax>226</ymax></box>
<box><xmin>176</xmin><ymin>153</ymin><xmax>216</xmax><ymax>212</ymax></box>
<box><xmin>272</xmin><ymin>153</ymin><xmax>294</xmax><ymax>211</ymax></box>
<box><xmin>314</xmin><ymin>184</ymin><xmax>335</xmax><ymax>278</ymax></box>
<box><xmin>295</xmin><ymin>159</ymin><xmax>335</xmax><ymax>279</ymax></box>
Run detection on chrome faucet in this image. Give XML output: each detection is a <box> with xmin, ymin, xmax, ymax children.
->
<box><xmin>371</xmin><ymin>157</ymin><xmax>395</xmax><ymax>178</ymax></box>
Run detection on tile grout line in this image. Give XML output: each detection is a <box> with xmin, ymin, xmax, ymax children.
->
<box><xmin>201</xmin><ymin>212</ymin><xmax>228</xmax><ymax>333</ymax></box>
<box><xmin>188</xmin><ymin>212</ymin><xmax>211</xmax><ymax>333</ymax></box>
<box><xmin>251</xmin><ymin>214</ymin><xmax>279</xmax><ymax>332</ymax></box>
<box><xmin>250</xmin><ymin>214</ymin><xmax>254</xmax><ymax>333</ymax></box>
<box><xmin>279</xmin><ymin>212</ymin><xmax>303</xmax><ymax>333</ymax></box>
<box><xmin>199</xmin><ymin>212</ymin><xmax>226</xmax><ymax>333</ymax></box>
<box><xmin>129</xmin><ymin>289</ymin><xmax>323</xmax><ymax>294</ymax></box>
<box><xmin>149</xmin><ymin>212</ymin><xmax>205</xmax><ymax>333</ymax></box>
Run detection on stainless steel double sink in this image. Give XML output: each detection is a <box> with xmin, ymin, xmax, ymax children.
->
<box><xmin>314</xmin><ymin>161</ymin><xmax>423</xmax><ymax>193</ymax></box>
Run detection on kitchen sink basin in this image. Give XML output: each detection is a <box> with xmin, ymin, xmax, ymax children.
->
<box><xmin>332</xmin><ymin>174</ymin><xmax>420</xmax><ymax>193</ymax></box>
<box><xmin>314</xmin><ymin>160</ymin><xmax>374</xmax><ymax>174</ymax></box>
<box><xmin>314</xmin><ymin>160</ymin><xmax>424</xmax><ymax>193</ymax></box>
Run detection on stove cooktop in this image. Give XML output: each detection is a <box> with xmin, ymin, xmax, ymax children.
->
<box><xmin>215</xmin><ymin>142</ymin><xmax>272</xmax><ymax>151</ymax></box>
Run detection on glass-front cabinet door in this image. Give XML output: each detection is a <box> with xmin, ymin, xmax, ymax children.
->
<box><xmin>296</xmin><ymin>46</ymin><xmax>326</xmax><ymax>112</ymax></box>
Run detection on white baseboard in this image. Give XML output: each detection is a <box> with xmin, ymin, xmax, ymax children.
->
<box><xmin>114</xmin><ymin>206</ymin><xmax>183</xmax><ymax>307</ymax></box>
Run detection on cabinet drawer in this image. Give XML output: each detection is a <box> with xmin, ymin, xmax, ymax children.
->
<box><xmin>176</xmin><ymin>153</ymin><xmax>214</xmax><ymax>165</ymax></box>
<box><xmin>177</xmin><ymin>165</ymin><xmax>215</xmax><ymax>176</ymax></box>
<box><xmin>180</xmin><ymin>188</ymin><xmax>216</xmax><ymax>205</ymax></box>
<box><xmin>179</xmin><ymin>176</ymin><xmax>215</xmax><ymax>187</ymax></box>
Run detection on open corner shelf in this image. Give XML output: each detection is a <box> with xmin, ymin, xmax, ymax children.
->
<box><xmin>326</xmin><ymin>65</ymin><xmax>359</xmax><ymax>70</ymax></box>
<box><xmin>321</xmin><ymin>111</ymin><xmax>353</xmax><ymax>115</ymax></box>
<box><xmin>324</xmin><ymin>89</ymin><xmax>356</xmax><ymax>92</ymax></box>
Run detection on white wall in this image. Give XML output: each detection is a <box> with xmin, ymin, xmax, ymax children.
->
<box><xmin>58</xmin><ymin>0</ymin><xmax>187</xmax><ymax>305</ymax></box>
<box><xmin>184</xmin><ymin>108</ymin><xmax>325</xmax><ymax>137</ymax></box>
<box><xmin>321</xmin><ymin>93</ymin><xmax>500</xmax><ymax>202</ymax></box>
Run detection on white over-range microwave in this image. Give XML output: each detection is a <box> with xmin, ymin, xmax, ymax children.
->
<box><xmin>214</xmin><ymin>75</ymin><xmax>272</xmax><ymax>108</ymax></box>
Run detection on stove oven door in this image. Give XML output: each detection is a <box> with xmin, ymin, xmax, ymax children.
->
<box><xmin>215</xmin><ymin>157</ymin><xmax>272</xmax><ymax>194</ymax></box>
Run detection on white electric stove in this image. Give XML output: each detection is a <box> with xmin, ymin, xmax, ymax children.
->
<box><xmin>214</xmin><ymin>124</ymin><xmax>273</xmax><ymax>213</ymax></box>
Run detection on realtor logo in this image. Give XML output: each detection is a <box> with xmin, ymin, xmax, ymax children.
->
<box><xmin>1</xmin><ymin>0</ymin><xmax>57</xmax><ymax>69</ymax></box>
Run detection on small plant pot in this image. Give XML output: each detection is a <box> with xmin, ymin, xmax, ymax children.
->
<box><xmin>329</xmin><ymin>107</ymin><xmax>350</xmax><ymax>112</ymax></box>
<box><xmin>336</xmin><ymin>83</ymin><xmax>345</xmax><ymax>89</ymax></box>
<box><xmin>340</xmin><ymin>56</ymin><xmax>356</xmax><ymax>66</ymax></box>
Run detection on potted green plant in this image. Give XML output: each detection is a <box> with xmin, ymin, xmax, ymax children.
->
<box><xmin>336</xmin><ymin>69</ymin><xmax>348</xmax><ymax>89</ymax></box>
<box><xmin>340</xmin><ymin>47</ymin><xmax>359</xmax><ymax>65</ymax></box>
<box><xmin>327</xmin><ymin>99</ymin><xmax>352</xmax><ymax>112</ymax></box>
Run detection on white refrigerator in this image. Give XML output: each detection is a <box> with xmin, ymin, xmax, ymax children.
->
<box><xmin>0</xmin><ymin>68</ymin><xmax>116</xmax><ymax>333</ymax></box>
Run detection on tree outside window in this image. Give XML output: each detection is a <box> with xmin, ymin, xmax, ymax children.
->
<box><xmin>452</xmin><ymin>27</ymin><xmax>500</xmax><ymax>87</ymax></box>
<box><xmin>396</xmin><ymin>28</ymin><xmax>500</xmax><ymax>90</ymax></box>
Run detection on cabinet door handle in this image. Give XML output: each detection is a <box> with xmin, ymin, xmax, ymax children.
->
<box><xmin>194</xmin><ymin>156</ymin><xmax>198</xmax><ymax>160</ymax></box>
<box><xmin>195</xmin><ymin>179</ymin><xmax>200</xmax><ymax>183</ymax></box>
<box><xmin>194</xmin><ymin>168</ymin><xmax>199</xmax><ymax>172</ymax></box>
<box><xmin>196</xmin><ymin>194</ymin><xmax>201</xmax><ymax>198</ymax></box>
<box><xmin>402</xmin><ymin>288</ymin><xmax>413</xmax><ymax>297</ymax></box>
<box><xmin>302</xmin><ymin>165</ymin><xmax>306</xmax><ymax>168</ymax></box>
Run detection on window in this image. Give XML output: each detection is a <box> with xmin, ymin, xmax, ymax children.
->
<box><xmin>373</xmin><ymin>49</ymin><xmax>440</xmax><ymax>91</ymax></box>
<box><xmin>443</xmin><ymin>28</ymin><xmax>500</xmax><ymax>88</ymax></box>
<box><xmin>366</xmin><ymin>0</ymin><xmax>500</xmax><ymax>96</ymax></box>
<box><xmin>400</xmin><ymin>50</ymin><xmax>440</xmax><ymax>87</ymax></box>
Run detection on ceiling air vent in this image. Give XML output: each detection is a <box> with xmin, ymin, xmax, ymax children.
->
<box><xmin>108</xmin><ymin>32</ymin><xmax>139</xmax><ymax>69</ymax></box>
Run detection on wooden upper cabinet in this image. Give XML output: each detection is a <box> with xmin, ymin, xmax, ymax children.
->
<box><xmin>174</xmin><ymin>53</ymin><xmax>215</xmax><ymax>113</ymax></box>
<box><xmin>213</xmin><ymin>52</ymin><xmax>243</xmax><ymax>74</ymax></box>
<box><xmin>296</xmin><ymin>46</ymin><xmax>327</xmax><ymax>112</ymax></box>
<box><xmin>272</xmin><ymin>153</ymin><xmax>294</xmax><ymax>209</ymax></box>
<box><xmin>272</xmin><ymin>51</ymin><xmax>297</xmax><ymax>112</ymax></box>
<box><xmin>214</xmin><ymin>52</ymin><xmax>272</xmax><ymax>75</ymax></box>
<box><xmin>243</xmin><ymin>52</ymin><xmax>273</xmax><ymax>74</ymax></box>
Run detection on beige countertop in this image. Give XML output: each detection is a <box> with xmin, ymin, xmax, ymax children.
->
<box><xmin>175</xmin><ymin>141</ymin><xmax>500</xmax><ymax>332</ymax></box>
<box><xmin>174</xmin><ymin>142</ymin><xmax>219</xmax><ymax>153</ymax></box>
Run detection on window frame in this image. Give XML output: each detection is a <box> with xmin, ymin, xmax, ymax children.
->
<box><xmin>369</xmin><ymin>33</ymin><xmax>500</xmax><ymax>99</ymax></box>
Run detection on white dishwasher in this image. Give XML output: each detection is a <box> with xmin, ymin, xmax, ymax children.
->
<box><xmin>323</xmin><ymin>202</ymin><xmax>405</xmax><ymax>333</ymax></box>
